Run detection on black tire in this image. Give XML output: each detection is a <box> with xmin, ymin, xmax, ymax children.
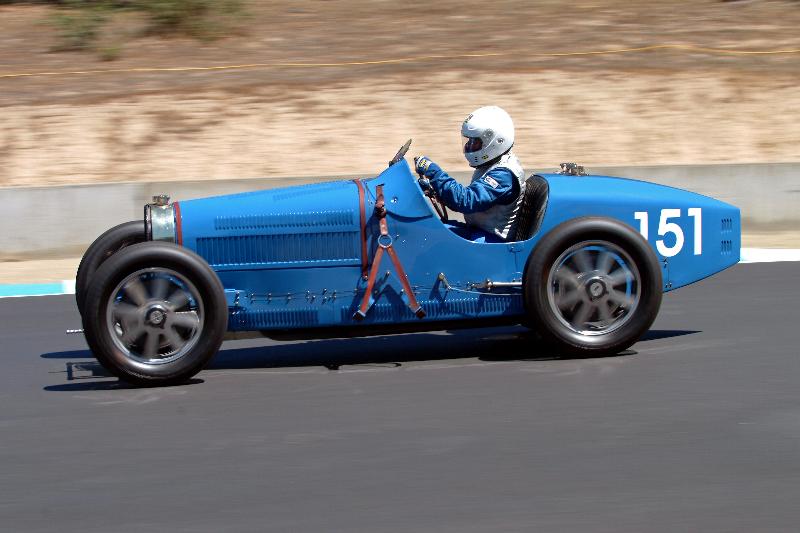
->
<box><xmin>523</xmin><ymin>217</ymin><xmax>663</xmax><ymax>357</ymax></box>
<box><xmin>82</xmin><ymin>242</ymin><xmax>227</xmax><ymax>386</ymax></box>
<box><xmin>76</xmin><ymin>221</ymin><xmax>146</xmax><ymax>316</ymax></box>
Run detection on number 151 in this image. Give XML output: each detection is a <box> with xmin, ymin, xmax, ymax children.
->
<box><xmin>634</xmin><ymin>208</ymin><xmax>702</xmax><ymax>257</ymax></box>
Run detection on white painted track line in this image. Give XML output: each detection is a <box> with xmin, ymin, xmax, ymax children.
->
<box><xmin>740</xmin><ymin>248</ymin><xmax>800</xmax><ymax>264</ymax></box>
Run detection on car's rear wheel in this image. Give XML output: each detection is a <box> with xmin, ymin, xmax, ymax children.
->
<box><xmin>82</xmin><ymin>242</ymin><xmax>227</xmax><ymax>386</ymax></box>
<box><xmin>76</xmin><ymin>221</ymin><xmax>146</xmax><ymax>316</ymax></box>
<box><xmin>524</xmin><ymin>217</ymin><xmax>662</xmax><ymax>357</ymax></box>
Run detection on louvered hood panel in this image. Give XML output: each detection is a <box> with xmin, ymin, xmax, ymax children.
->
<box><xmin>177</xmin><ymin>180</ymin><xmax>362</xmax><ymax>270</ymax></box>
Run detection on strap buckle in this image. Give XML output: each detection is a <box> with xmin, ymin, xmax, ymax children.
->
<box><xmin>377</xmin><ymin>234</ymin><xmax>393</xmax><ymax>249</ymax></box>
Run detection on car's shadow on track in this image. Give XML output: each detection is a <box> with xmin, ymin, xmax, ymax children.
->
<box><xmin>42</xmin><ymin>328</ymin><xmax>699</xmax><ymax>390</ymax></box>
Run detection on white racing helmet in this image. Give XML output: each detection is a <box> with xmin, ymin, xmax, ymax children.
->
<box><xmin>461</xmin><ymin>105</ymin><xmax>515</xmax><ymax>167</ymax></box>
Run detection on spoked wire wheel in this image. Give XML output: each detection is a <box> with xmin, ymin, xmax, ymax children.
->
<box><xmin>547</xmin><ymin>241</ymin><xmax>641</xmax><ymax>336</ymax></box>
<box><xmin>524</xmin><ymin>218</ymin><xmax>662</xmax><ymax>357</ymax></box>
<box><xmin>105</xmin><ymin>268</ymin><xmax>204</xmax><ymax>365</ymax></box>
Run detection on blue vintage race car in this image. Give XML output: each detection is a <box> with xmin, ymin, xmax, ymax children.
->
<box><xmin>77</xmin><ymin>141</ymin><xmax>741</xmax><ymax>385</ymax></box>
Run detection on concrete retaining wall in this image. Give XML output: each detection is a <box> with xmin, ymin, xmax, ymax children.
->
<box><xmin>3</xmin><ymin>163</ymin><xmax>798</xmax><ymax>260</ymax></box>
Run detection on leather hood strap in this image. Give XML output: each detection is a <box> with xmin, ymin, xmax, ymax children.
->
<box><xmin>353</xmin><ymin>179</ymin><xmax>368</xmax><ymax>279</ymax></box>
<box><xmin>353</xmin><ymin>184</ymin><xmax>426</xmax><ymax>321</ymax></box>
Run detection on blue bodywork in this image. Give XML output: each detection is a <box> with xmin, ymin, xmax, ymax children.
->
<box><xmin>176</xmin><ymin>160</ymin><xmax>740</xmax><ymax>331</ymax></box>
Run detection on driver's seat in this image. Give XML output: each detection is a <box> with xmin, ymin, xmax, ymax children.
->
<box><xmin>513</xmin><ymin>174</ymin><xmax>549</xmax><ymax>241</ymax></box>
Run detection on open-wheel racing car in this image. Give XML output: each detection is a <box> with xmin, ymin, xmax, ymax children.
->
<box><xmin>77</xmin><ymin>141</ymin><xmax>741</xmax><ymax>385</ymax></box>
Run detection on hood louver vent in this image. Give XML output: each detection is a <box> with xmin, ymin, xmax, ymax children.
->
<box><xmin>340</xmin><ymin>295</ymin><xmax>524</xmax><ymax>322</ymax></box>
<box><xmin>721</xmin><ymin>218</ymin><xmax>733</xmax><ymax>233</ymax></box>
<box><xmin>197</xmin><ymin>232</ymin><xmax>360</xmax><ymax>267</ymax></box>
<box><xmin>214</xmin><ymin>210</ymin><xmax>355</xmax><ymax>231</ymax></box>
<box><xmin>721</xmin><ymin>240</ymin><xmax>734</xmax><ymax>255</ymax></box>
<box><xmin>235</xmin><ymin>308</ymin><xmax>320</xmax><ymax>330</ymax></box>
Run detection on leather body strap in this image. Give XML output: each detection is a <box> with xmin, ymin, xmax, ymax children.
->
<box><xmin>353</xmin><ymin>179</ymin><xmax>369</xmax><ymax>279</ymax></box>
<box><xmin>353</xmin><ymin>184</ymin><xmax>426</xmax><ymax>321</ymax></box>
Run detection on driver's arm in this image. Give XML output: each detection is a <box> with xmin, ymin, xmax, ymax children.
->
<box><xmin>426</xmin><ymin>165</ymin><xmax>518</xmax><ymax>214</ymax></box>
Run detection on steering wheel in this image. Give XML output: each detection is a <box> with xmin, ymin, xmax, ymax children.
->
<box><xmin>414</xmin><ymin>170</ymin><xmax>449</xmax><ymax>222</ymax></box>
<box><xmin>389</xmin><ymin>140</ymin><xmax>448</xmax><ymax>221</ymax></box>
<box><xmin>389</xmin><ymin>139</ymin><xmax>413</xmax><ymax>167</ymax></box>
<box><xmin>422</xmin><ymin>183</ymin><xmax>448</xmax><ymax>222</ymax></box>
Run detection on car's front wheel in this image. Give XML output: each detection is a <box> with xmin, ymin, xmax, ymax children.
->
<box><xmin>524</xmin><ymin>217</ymin><xmax>663</xmax><ymax>357</ymax></box>
<box><xmin>82</xmin><ymin>242</ymin><xmax>227</xmax><ymax>386</ymax></box>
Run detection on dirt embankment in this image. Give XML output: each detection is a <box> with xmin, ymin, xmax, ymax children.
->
<box><xmin>3</xmin><ymin>70</ymin><xmax>800</xmax><ymax>187</ymax></box>
<box><xmin>1</xmin><ymin>1</ymin><xmax>800</xmax><ymax>187</ymax></box>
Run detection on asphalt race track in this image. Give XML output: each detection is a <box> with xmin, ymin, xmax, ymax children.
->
<box><xmin>2</xmin><ymin>262</ymin><xmax>799</xmax><ymax>532</ymax></box>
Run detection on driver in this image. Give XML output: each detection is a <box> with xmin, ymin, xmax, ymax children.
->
<box><xmin>414</xmin><ymin>106</ymin><xmax>525</xmax><ymax>243</ymax></box>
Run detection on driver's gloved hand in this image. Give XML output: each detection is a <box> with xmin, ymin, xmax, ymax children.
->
<box><xmin>417</xmin><ymin>176</ymin><xmax>433</xmax><ymax>194</ymax></box>
<box><xmin>414</xmin><ymin>156</ymin><xmax>441</xmax><ymax>179</ymax></box>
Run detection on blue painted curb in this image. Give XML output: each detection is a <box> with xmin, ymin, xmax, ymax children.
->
<box><xmin>0</xmin><ymin>280</ymin><xmax>75</xmax><ymax>298</ymax></box>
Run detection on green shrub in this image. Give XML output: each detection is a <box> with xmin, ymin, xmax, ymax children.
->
<box><xmin>140</xmin><ymin>0</ymin><xmax>244</xmax><ymax>39</ymax></box>
<box><xmin>48</xmin><ymin>0</ymin><xmax>109</xmax><ymax>51</ymax></box>
<box><xmin>45</xmin><ymin>0</ymin><xmax>245</xmax><ymax>56</ymax></box>
<box><xmin>98</xmin><ymin>44</ymin><xmax>122</xmax><ymax>61</ymax></box>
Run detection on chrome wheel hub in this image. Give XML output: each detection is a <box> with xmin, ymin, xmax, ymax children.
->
<box><xmin>547</xmin><ymin>241</ymin><xmax>641</xmax><ymax>336</ymax></box>
<box><xmin>145</xmin><ymin>305</ymin><xmax>167</xmax><ymax>327</ymax></box>
<box><xmin>586</xmin><ymin>277</ymin><xmax>607</xmax><ymax>300</ymax></box>
<box><xmin>105</xmin><ymin>268</ymin><xmax>204</xmax><ymax>365</ymax></box>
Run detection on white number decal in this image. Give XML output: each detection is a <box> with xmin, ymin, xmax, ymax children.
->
<box><xmin>656</xmin><ymin>209</ymin><xmax>684</xmax><ymax>257</ymax></box>
<box><xmin>634</xmin><ymin>208</ymin><xmax>702</xmax><ymax>257</ymax></box>
<box><xmin>688</xmin><ymin>207</ymin><xmax>702</xmax><ymax>255</ymax></box>
<box><xmin>634</xmin><ymin>211</ymin><xmax>648</xmax><ymax>241</ymax></box>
